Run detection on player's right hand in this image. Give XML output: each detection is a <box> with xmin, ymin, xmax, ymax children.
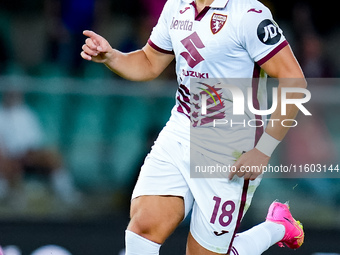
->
<box><xmin>81</xmin><ymin>30</ymin><xmax>114</xmax><ymax>63</ymax></box>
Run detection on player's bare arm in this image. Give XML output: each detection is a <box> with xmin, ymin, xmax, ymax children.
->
<box><xmin>261</xmin><ymin>45</ymin><xmax>307</xmax><ymax>140</ymax></box>
<box><xmin>229</xmin><ymin>45</ymin><xmax>306</xmax><ymax>181</ymax></box>
<box><xmin>81</xmin><ymin>30</ymin><xmax>174</xmax><ymax>81</ymax></box>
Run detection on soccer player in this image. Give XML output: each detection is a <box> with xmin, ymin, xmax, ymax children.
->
<box><xmin>81</xmin><ymin>0</ymin><xmax>306</xmax><ymax>254</ymax></box>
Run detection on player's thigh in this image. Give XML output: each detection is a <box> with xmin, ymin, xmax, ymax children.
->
<box><xmin>128</xmin><ymin>195</ymin><xmax>185</xmax><ymax>244</ymax></box>
<box><xmin>128</xmin><ymin>130</ymin><xmax>193</xmax><ymax>244</ymax></box>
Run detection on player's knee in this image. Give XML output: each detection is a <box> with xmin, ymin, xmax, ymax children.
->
<box><xmin>128</xmin><ymin>196</ymin><xmax>184</xmax><ymax>243</ymax></box>
<box><xmin>128</xmin><ymin>211</ymin><xmax>166</xmax><ymax>243</ymax></box>
<box><xmin>128</xmin><ymin>205</ymin><xmax>183</xmax><ymax>244</ymax></box>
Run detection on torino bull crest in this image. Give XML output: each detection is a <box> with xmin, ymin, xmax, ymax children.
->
<box><xmin>211</xmin><ymin>13</ymin><xmax>228</xmax><ymax>34</ymax></box>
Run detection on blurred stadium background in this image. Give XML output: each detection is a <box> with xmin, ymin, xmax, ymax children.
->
<box><xmin>0</xmin><ymin>0</ymin><xmax>339</xmax><ymax>254</ymax></box>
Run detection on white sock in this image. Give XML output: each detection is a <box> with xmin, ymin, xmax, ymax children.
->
<box><xmin>125</xmin><ymin>230</ymin><xmax>161</xmax><ymax>255</ymax></box>
<box><xmin>231</xmin><ymin>222</ymin><xmax>285</xmax><ymax>255</ymax></box>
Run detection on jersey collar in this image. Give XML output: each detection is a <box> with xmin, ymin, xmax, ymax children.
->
<box><xmin>210</xmin><ymin>0</ymin><xmax>229</xmax><ymax>8</ymax></box>
<box><xmin>182</xmin><ymin>0</ymin><xmax>229</xmax><ymax>9</ymax></box>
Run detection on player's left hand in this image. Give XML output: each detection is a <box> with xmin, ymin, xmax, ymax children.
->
<box><xmin>228</xmin><ymin>148</ymin><xmax>270</xmax><ymax>181</ymax></box>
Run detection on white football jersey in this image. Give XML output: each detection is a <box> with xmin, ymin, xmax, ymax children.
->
<box><xmin>148</xmin><ymin>0</ymin><xmax>288</xmax><ymax>162</ymax></box>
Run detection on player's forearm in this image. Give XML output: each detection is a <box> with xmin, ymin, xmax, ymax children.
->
<box><xmin>265</xmin><ymin>78</ymin><xmax>308</xmax><ymax>141</ymax></box>
<box><xmin>104</xmin><ymin>49</ymin><xmax>158</xmax><ymax>82</ymax></box>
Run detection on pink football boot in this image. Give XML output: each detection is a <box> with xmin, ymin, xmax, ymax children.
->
<box><xmin>266</xmin><ymin>201</ymin><xmax>304</xmax><ymax>249</ymax></box>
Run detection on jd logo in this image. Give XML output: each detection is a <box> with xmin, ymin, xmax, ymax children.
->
<box><xmin>257</xmin><ymin>19</ymin><xmax>282</xmax><ymax>45</ymax></box>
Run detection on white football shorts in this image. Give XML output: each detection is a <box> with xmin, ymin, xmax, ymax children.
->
<box><xmin>132</xmin><ymin>128</ymin><xmax>262</xmax><ymax>254</ymax></box>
